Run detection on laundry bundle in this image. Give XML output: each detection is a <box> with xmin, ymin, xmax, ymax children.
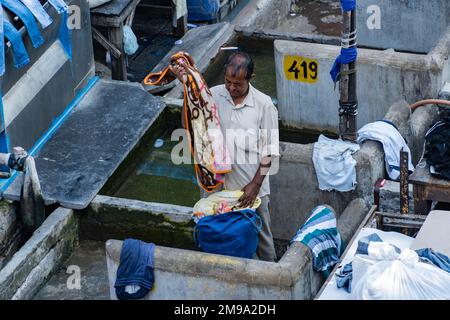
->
<box><xmin>291</xmin><ymin>205</ymin><xmax>343</xmax><ymax>277</ymax></box>
<box><xmin>336</xmin><ymin>233</ymin><xmax>450</xmax><ymax>300</ymax></box>
<box><xmin>424</xmin><ymin>117</ymin><xmax>450</xmax><ymax>180</ymax></box>
<box><xmin>192</xmin><ymin>189</ymin><xmax>261</xmax><ymax>222</ymax></box>
<box><xmin>312</xmin><ymin>135</ymin><xmax>360</xmax><ymax>192</ymax></box>
<box><xmin>143</xmin><ymin>52</ymin><xmax>231</xmax><ymax>192</ymax></box>
<box><xmin>357</xmin><ymin>120</ymin><xmax>414</xmax><ymax>180</ymax></box>
<box><xmin>192</xmin><ymin>190</ymin><xmax>262</xmax><ymax>259</ymax></box>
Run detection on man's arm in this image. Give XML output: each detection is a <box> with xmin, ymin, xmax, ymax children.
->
<box><xmin>238</xmin><ymin>156</ymin><xmax>272</xmax><ymax>208</ymax></box>
<box><xmin>238</xmin><ymin>99</ymin><xmax>279</xmax><ymax>207</ymax></box>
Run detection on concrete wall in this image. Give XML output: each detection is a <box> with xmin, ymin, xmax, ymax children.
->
<box><xmin>274</xmin><ymin>38</ymin><xmax>447</xmax><ymax>133</ymax></box>
<box><xmin>104</xmin><ymin>197</ymin><xmax>370</xmax><ymax>300</ymax></box>
<box><xmin>80</xmin><ymin>195</ymin><xmax>196</xmax><ymax>250</ymax></box>
<box><xmin>0</xmin><ymin>201</ymin><xmax>20</xmax><ymax>270</ymax></box>
<box><xmin>232</xmin><ymin>0</ymin><xmax>291</xmax><ymax>30</ymax></box>
<box><xmin>1</xmin><ymin>0</ymin><xmax>95</xmax><ymax>150</ymax></box>
<box><xmin>356</xmin><ymin>0</ymin><xmax>450</xmax><ymax>53</ymax></box>
<box><xmin>0</xmin><ymin>208</ymin><xmax>77</xmax><ymax>299</ymax></box>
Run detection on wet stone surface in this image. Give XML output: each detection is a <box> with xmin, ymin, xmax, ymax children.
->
<box><xmin>34</xmin><ymin>241</ymin><xmax>110</xmax><ymax>300</ymax></box>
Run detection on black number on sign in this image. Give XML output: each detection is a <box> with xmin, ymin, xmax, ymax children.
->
<box><xmin>288</xmin><ymin>60</ymin><xmax>300</xmax><ymax>79</ymax></box>
<box><xmin>300</xmin><ymin>61</ymin><xmax>308</xmax><ymax>79</ymax></box>
<box><xmin>309</xmin><ymin>61</ymin><xmax>318</xmax><ymax>79</ymax></box>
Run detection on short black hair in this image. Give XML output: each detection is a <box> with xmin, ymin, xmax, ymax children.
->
<box><xmin>223</xmin><ymin>51</ymin><xmax>254</xmax><ymax>80</ymax></box>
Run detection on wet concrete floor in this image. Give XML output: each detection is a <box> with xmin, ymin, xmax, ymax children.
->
<box><xmin>34</xmin><ymin>241</ymin><xmax>109</xmax><ymax>300</ymax></box>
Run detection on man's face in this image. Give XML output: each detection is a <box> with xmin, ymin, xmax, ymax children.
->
<box><xmin>224</xmin><ymin>68</ymin><xmax>250</xmax><ymax>100</ymax></box>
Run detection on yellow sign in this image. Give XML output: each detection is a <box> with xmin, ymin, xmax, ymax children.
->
<box><xmin>284</xmin><ymin>55</ymin><xmax>319</xmax><ymax>83</ymax></box>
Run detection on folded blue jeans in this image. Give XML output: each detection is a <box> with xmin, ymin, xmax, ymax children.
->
<box><xmin>1</xmin><ymin>0</ymin><xmax>44</xmax><ymax>48</ymax></box>
<box><xmin>20</xmin><ymin>0</ymin><xmax>53</xmax><ymax>28</ymax></box>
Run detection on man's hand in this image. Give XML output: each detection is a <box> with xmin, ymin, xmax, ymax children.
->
<box><xmin>238</xmin><ymin>181</ymin><xmax>261</xmax><ymax>208</ymax></box>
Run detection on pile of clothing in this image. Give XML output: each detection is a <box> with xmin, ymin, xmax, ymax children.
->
<box><xmin>192</xmin><ymin>190</ymin><xmax>261</xmax><ymax>222</ymax></box>
<box><xmin>334</xmin><ymin>233</ymin><xmax>450</xmax><ymax>300</ymax></box>
<box><xmin>424</xmin><ymin>117</ymin><xmax>450</xmax><ymax>180</ymax></box>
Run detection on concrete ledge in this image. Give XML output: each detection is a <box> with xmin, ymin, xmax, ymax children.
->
<box><xmin>0</xmin><ymin>201</ymin><xmax>19</xmax><ymax>269</ymax></box>
<box><xmin>80</xmin><ymin>195</ymin><xmax>195</xmax><ymax>249</ymax></box>
<box><xmin>232</xmin><ymin>0</ymin><xmax>289</xmax><ymax>30</ymax></box>
<box><xmin>11</xmin><ymin>236</ymin><xmax>74</xmax><ymax>300</ymax></box>
<box><xmin>104</xmin><ymin>197</ymin><xmax>370</xmax><ymax>299</ymax></box>
<box><xmin>0</xmin><ymin>207</ymin><xmax>77</xmax><ymax>299</ymax></box>
<box><xmin>142</xmin><ymin>22</ymin><xmax>235</xmax><ymax>98</ymax></box>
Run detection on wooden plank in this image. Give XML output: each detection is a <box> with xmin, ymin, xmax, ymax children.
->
<box><xmin>314</xmin><ymin>205</ymin><xmax>377</xmax><ymax>299</ymax></box>
<box><xmin>91</xmin><ymin>0</ymin><xmax>141</xmax><ymax>27</ymax></box>
<box><xmin>409</xmin><ymin>159</ymin><xmax>450</xmax><ymax>188</ymax></box>
<box><xmin>413</xmin><ymin>185</ymin><xmax>431</xmax><ymax>215</ymax></box>
<box><xmin>108</xmin><ymin>25</ymin><xmax>127</xmax><ymax>80</ymax></box>
<box><xmin>92</xmin><ymin>27</ymin><xmax>122</xmax><ymax>59</ymax></box>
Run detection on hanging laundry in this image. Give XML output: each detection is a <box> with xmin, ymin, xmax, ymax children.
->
<box><xmin>313</xmin><ymin>134</ymin><xmax>360</xmax><ymax>192</ymax></box>
<box><xmin>357</xmin><ymin>120</ymin><xmax>414</xmax><ymax>180</ymax></box>
<box><xmin>48</xmin><ymin>0</ymin><xmax>72</xmax><ymax>60</ymax></box>
<box><xmin>3</xmin><ymin>20</ymin><xmax>31</xmax><ymax>68</ymax></box>
<box><xmin>424</xmin><ymin>117</ymin><xmax>450</xmax><ymax>180</ymax></box>
<box><xmin>1</xmin><ymin>0</ymin><xmax>44</xmax><ymax>48</ymax></box>
<box><xmin>114</xmin><ymin>239</ymin><xmax>155</xmax><ymax>300</ymax></box>
<box><xmin>291</xmin><ymin>205</ymin><xmax>343</xmax><ymax>277</ymax></box>
<box><xmin>143</xmin><ymin>51</ymin><xmax>231</xmax><ymax>192</ymax></box>
<box><xmin>19</xmin><ymin>0</ymin><xmax>53</xmax><ymax>28</ymax></box>
<box><xmin>0</xmin><ymin>5</ymin><xmax>4</xmax><ymax>76</ymax></box>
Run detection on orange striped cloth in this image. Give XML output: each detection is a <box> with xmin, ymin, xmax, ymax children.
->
<box><xmin>144</xmin><ymin>52</ymin><xmax>231</xmax><ymax>192</ymax></box>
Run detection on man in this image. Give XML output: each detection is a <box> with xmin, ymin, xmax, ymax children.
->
<box><xmin>171</xmin><ymin>51</ymin><xmax>280</xmax><ymax>262</ymax></box>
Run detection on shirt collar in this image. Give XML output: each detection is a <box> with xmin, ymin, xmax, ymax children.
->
<box><xmin>220</xmin><ymin>84</ymin><xmax>255</xmax><ymax>109</ymax></box>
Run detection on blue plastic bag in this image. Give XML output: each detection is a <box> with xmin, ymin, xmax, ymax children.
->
<box><xmin>194</xmin><ymin>209</ymin><xmax>262</xmax><ymax>259</ymax></box>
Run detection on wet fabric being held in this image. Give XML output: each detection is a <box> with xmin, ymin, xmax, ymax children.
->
<box><xmin>143</xmin><ymin>51</ymin><xmax>231</xmax><ymax>192</ymax></box>
<box><xmin>115</xmin><ymin>239</ymin><xmax>155</xmax><ymax>300</ymax></box>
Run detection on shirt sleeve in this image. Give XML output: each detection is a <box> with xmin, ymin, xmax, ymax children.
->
<box><xmin>259</xmin><ymin>101</ymin><xmax>280</xmax><ymax>159</ymax></box>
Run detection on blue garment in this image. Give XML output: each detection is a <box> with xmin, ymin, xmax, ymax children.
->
<box><xmin>291</xmin><ymin>205</ymin><xmax>343</xmax><ymax>277</ymax></box>
<box><xmin>48</xmin><ymin>0</ymin><xmax>68</xmax><ymax>13</ymax></box>
<box><xmin>330</xmin><ymin>47</ymin><xmax>357</xmax><ymax>83</ymax></box>
<box><xmin>340</xmin><ymin>0</ymin><xmax>356</xmax><ymax>12</ymax></box>
<box><xmin>20</xmin><ymin>0</ymin><xmax>53</xmax><ymax>28</ymax></box>
<box><xmin>335</xmin><ymin>262</ymin><xmax>352</xmax><ymax>293</ymax></box>
<box><xmin>416</xmin><ymin>248</ymin><xmax>450</xmax><ymax>273</ymax></box>
<box><xmin>194</xmin><ymin>209</ymin><xmax>261</xmax><ymax>259</ymax></box>
<box><xmin>48</xmin><ymin>0</ymin><xmax>71</xmax><ymax>60</ymax></box>
<box><xmin>0</xmin><ymin>97</ymin><xmax>10</xmax><ymax>173</ymax></box>
<box><xmin>1</xmin><ymin>0</ymin><xmax>44</xmax><ymax>48</ymax></box>
<box><xmin>3</xmin><ymin>20</ymin><xmax>31</xmax><ymax>68</ymax></box>
<box><xmin>0</xmin><ymin>5</ymin><xmax>4</xmax><ymax>76</ymax></box>
<box><xmin>115</xmin><ymin>239</ymin><xmax>155</xmax><ymax>300</ymax></box>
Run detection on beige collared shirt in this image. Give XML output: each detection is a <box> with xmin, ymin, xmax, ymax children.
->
<box><xmin>210</xmin><ymin>84</ymin><xmax>280</xmax><ymax>197</ymax></box>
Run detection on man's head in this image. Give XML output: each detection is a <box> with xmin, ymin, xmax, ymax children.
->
<box><xmin>223</xmin><ymin>51</ymin><xmax>254</xmax><ymax>99</ymax></box>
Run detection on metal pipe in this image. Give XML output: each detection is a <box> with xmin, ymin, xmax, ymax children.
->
<box><xmin>339</xmin><ymin>7</ymin><xmax>357</xmax><ymax>142</ymax></box>
<box><xmin>410</xmin><ymin>99</ymin><xmax>450</xmax><ymax>111</ymax></box>
<box><xmin>0</xmin><ymin>147</ymin><xmax>45</xmax><ymax>231</ymax></box>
